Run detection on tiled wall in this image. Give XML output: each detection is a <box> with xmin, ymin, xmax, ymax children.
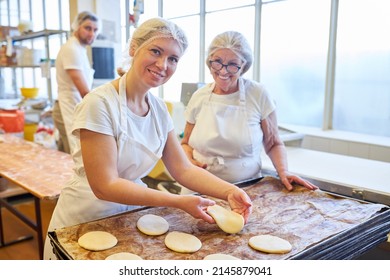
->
<box><xmin>295</xmin><ymin>136</ymin><xmax>390</xmax><ymax>163</ymax></box>
<box><xmin>280</xmin><ymin>124</ymin><xmax>390</xmax><ymax>163</ymax></box>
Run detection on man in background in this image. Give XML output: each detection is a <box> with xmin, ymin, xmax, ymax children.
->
<box><xmin>52</xmin><ymin>11</ymin><xmax>100</xmax><ymax>154</ymax></box>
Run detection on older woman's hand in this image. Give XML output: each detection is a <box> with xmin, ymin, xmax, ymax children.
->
<box><xmin>280</xmin><ymin>173</ymin><xmax>318</xmax><ymax>191</ymax></box>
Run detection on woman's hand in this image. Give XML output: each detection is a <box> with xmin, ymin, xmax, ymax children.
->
<box><xmin>178</xmin><ymin>195</ymin><xmax>216</xmax><ymax>223</ymax></box>
<box><xmin>180</xmin><ymin>143</ymin><xmax>207</xmax><ymax>168</ymax></box>
<box><xmin>181</xmin><ymin>122</ymin><xmax>208</xmax><ymax>169</ymax></box>
<box><xmin>226</xmin><ymin>188</ymin><xmax>252</xmax><ymax>223</ymax></box>
<box><xmin>280</xmin><ymin>173</ymin><xmax>318</xmax><ymax>191</ymax></box>
<box><xmin>190</xmin><ymin>158</ymin><xmax>208</xmax><ymax>169</ymax></box>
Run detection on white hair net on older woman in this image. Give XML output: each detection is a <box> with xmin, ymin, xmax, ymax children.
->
<box><xmin>206</xmin><ymin>31</ymin><xmax>253</xmax><ymax>75</ymax></box>
<box><xmin>119</xmin><ymin>17</ymin><xmax>188</xmax><ymax>73</ymax></box>
<box><xmin>71</xmin><ymin>11</ymin><xmax>101</xmax><ymax>34</ymax></box>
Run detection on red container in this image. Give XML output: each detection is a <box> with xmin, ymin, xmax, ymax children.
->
<box><xmin>0</xmin><ymin>109</ymin><xmax>24</xmax><ymax>133</ymax></box>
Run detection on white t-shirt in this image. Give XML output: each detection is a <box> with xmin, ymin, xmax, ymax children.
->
<box><xmin>56</xmin><ymin>36</ymin><xmax>93</xmax><ymax>101</ymax></box>
<box><xmin>46</xmin><ymin>82</ymin><xmax>174</xmax><ymax>231</ymax></box>
<box><xmin>55</xmin><ymin>36</ymin><xmax>95</xmax><ymax>154</ymax></box>
<box><xmin>71</xmin><ymin>82</ymin><xmax>174</xmax><ymax>179</ymax></box>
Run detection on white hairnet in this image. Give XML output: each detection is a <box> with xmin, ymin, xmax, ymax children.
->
<box><xmin>206</xmin><ymin>31</ymin><xmax>253</xmax><ymax>75</ymax></box>
<box><xmin>71</xmin><ymin>11</ymin><xmax>101</xmax><ymax>34</ymax></box>
<box><xmin>120</xmin><ymin>17</ymin><xmax>188</xmax><ymax>71</ymax></box>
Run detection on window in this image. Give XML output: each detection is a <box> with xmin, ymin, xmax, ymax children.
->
<box><xmin>164</xmin><ymin>16</ymin><xmax>200</xmax><ymax>102</ymax></box>
<box><xmin>121</xmin><ymin>0</ymin><xmax>159</xmax><ymax>96</ymax></box>
<box><xmin>0</xmin><ymin>0</ymin><xmax>69</xmax><ymax>100</ymax></box>
<box><xmin>334</xmin><ymin>0</ymin><xmax>390</xmax><ymax>137</ymax></box>
<box><xmin>205</xmin><ymin>6</ymin><xmax>255</xmax><ymax>83</ymax></box>
<box><xmin>120</xmin><ymin>0</ymin><xmax>390</xmax><ymax>138</ymax></box>
<box><xmin>163</xmin><ymin>0</ymin><xmax>200</xmax><ymax>18</ymax></box>
<box><xmin>260</xmin><ymin>0</ymin><xmax>330</xmax><ymax>127</ymax></box>
<box><xmin>206</xmin><ymin>0</ymin><xmax>255</xmax><ymax>12</ymax></box>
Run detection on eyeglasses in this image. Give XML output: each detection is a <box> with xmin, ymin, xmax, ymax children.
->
<box><xmin>209</xmin><ymin>60</ymin><xmax>242</xmax><ymax>74</ymax></box>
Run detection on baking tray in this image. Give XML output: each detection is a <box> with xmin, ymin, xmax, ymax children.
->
<box><xmin>47</xmin><ymin>176</ymin><xmax>390</xmax><ymax>260</ymax></box>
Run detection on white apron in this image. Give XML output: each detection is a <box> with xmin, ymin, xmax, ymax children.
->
<box><xmin>189</xmin><ymin>79</ymin><xmax>261</xmax><ymax>183</ymax></box>
<box><xmin>44</xmin><ymin>73</ymin><xmax>163</xmax><ymax>259</ymax></box>
<box><xmin>61</xmin><ymin>67</ymin><xmax>95</xmax><ymax>155</ymax></box>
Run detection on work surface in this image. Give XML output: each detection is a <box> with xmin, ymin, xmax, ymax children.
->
<box><xmin>49</xmin><ymin>177</ymin><xmax>389</xmax><ymax>260</ymax></box>
<box><xmin>0</xmin><ymin>134</ymin><xmax>73</xmax><ymax>200</ymax></box>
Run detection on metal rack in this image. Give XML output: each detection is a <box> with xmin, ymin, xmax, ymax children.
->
<box><xmin>0</xmin><ymin>29</ymin><xmax>68</xmax><ymax>104</ymax></box>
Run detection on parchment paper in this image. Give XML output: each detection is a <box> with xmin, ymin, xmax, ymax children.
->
<box><xmin>52</xmin><ymin>176</ymin><xmax>387</xmax><ymax>260</ymax></box>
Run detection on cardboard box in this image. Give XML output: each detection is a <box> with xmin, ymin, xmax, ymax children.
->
<box><xmin>0</xmin><ymin>26</ymin><xmax>20</xmax><ymax>41</ymax></box>
<box><xmin>0</xmin><ymin>45</ymin><xmax>17</xmax><ymax>66</ymax></box>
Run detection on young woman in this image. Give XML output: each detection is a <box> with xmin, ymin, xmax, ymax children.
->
<box><xmin>44</xmin><ymin>18</ymin><xmax>252</xmax><ymax>259</ymax></box>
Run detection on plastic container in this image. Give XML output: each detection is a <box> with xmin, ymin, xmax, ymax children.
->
<box><xmin>20</xmin><ymin>87</ymin><xmax>39</xmax><ymax>99</ymax></box>
<box><xmin>0</xmin><ymin>109</ymin><xmax>24</xmax><ymax>133</ymax></box>
<box><xmin>24</xmin><ymin>122</ymin><xmax>38</xmax><ymax>141</ymax></box>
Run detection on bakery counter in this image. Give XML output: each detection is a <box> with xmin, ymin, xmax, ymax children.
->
<box><xmin>48</xmin><ymin>176</ymin><xmax>390</xmax><ymax>260</ymax></box>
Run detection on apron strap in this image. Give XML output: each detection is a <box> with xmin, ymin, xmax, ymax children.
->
<box><xmin>238</xmin><ymin>78</ymin><xmax>246</xmax><ymax>106</ymax></box>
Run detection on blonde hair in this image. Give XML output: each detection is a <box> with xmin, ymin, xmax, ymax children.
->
<box><xmin>120</xmin><ymin>17</ymin><xmax>188</xmax><ymax>71</ymax></box>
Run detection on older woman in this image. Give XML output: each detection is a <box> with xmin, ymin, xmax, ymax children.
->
<box><xmin>44</xmin><ymin>19</ymin><xmax>252</xmax><ymax>259</ymax></box>
<box><xmin>181</xmin><ymin>31</ymin><xmax>317</xmax><ymax>191</ymax></box>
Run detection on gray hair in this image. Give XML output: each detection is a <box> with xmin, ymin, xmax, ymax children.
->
<box><xmin>206</xmin><ymin>31</ymin><xmax>253</xmax><ymax>75</ymax></box>
<box><xmin>71</xmin><ymin>11</ymin><xmax>101</xmax><ymax>34</ymax></box>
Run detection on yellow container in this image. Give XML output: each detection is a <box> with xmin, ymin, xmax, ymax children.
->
<box><xmin>148</xmin><ymin>160</ymin><xmax>173</xmax><ymax>181</ymax></box>
<box><xmin>20</xmin><ymin>87</ymin><xmax>39</xmax><ymax>99</ymax></box>
<box><xmin>24</xmin><ymin>122</ymin><xmax>38</xmax><ymax>141</ymax></box>
<box><xmin>148</xmin><ymin>101</ymin><xmax>174</xmax><ymax>180</ymax></box>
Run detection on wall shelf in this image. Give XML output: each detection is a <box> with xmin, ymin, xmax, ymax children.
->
<box><xmin>10</xmin><ymin>30</ymin><xmax>68</xmax><ymax>42</ymax></box>
<box><xmin>0</xmin><ymin>29</ymin><xmax>68</xmax><ymax>103</ymax></box>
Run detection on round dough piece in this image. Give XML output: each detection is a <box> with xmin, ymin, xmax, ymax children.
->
<box><xmin>136</xmin><ymin>214</ymin><xmax>169</xmax><ymax>236</ymax></box>
<box><xmin>207</xmin><ymin>204</ymin><xmax>244</xmax><ymax>234</ymax></box>
<box><xmin>105</xmin><ymin>252</ymin><xmax>143</xmax><ymax>260</ymax></box>
<box><xmin>203</xmin><ymin>253</ymin><xmax>241</xmax><ymax>260</ymax></box>
<box><xmin>248</xmin><ymin>234</ymin><xmax>292</xmax><ymax>254</ymax></box>
<box><xmin>164</xmin><ymin>231</ymin><xmax>202</xmax><ymax>253</ymax></box>
<box><xmin>78</xmin><ymin>231</ymin><xmax>118</xmax><ymax>251</ymax></box>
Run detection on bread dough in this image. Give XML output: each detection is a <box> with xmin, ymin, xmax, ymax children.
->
<box><xmin>164</xmin><ymin>231</ymin><xmax>202</xmax><ymax>253</ymax></box>
<box><xmin>203</xmin><ymin>253</ymin><xmax>241</xmax><ymax>260</ymax></box>
<box><xmin>207</xmin><ymin>204</ymin><xmax>244</xmax><ymax>234</ymax></box>
<box><xmin>78</xmin><ymin>231</ymin><xmax>118</xmax><ymax>251</ymax></box>
<box><xmin>105</xmin><ymin>252</ymin><xmax>143</xmax><ymax>260</ymax></box>
<box><xmin>248</xmin><ymin>234</ymin><xmax>292</xmax><ymax>254</ymax></box>
<box><xmin>136</xmin><ymin>214</ymin><xmax>169</xmax><ymax>236</ymax></box>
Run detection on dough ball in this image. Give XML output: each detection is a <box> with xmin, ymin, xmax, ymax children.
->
<box><xmin>164</xmin><ymin>231</ymin><xmax>202</xmax><ymax>253</ymax></box>
<box><xmin>203</xmin><ymin>253</ymin><xmax>240</xmax><ymax>260</ymax></box>
<box><xmin>78</xmin><ymin>231</ymin><xmax>118</xmax><ymax>251</ymax></box>
<box><xmin>207</xmin><ymin>204</ymin><xmax>244</xmax><ymax>234</ymax></box>
<box><xmin>248</xmin><ymin>234</ymin><xmax>292</xmax><ymax>254</ymax></box>
<box><xmin>137</xmin><ymin>214</ymin><xmax>169</xmax><ymax>236</ymax></box>
<box><xmin>105</xmin><ymin>252</ymin><xmax>143</xmax><ymax>260</ymax></box>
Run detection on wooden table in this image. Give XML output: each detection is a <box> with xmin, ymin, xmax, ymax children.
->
<box><xmin>0</xmin><ymin>134</ymin><xmax>73</xmax><ymax>259</ymax></box>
